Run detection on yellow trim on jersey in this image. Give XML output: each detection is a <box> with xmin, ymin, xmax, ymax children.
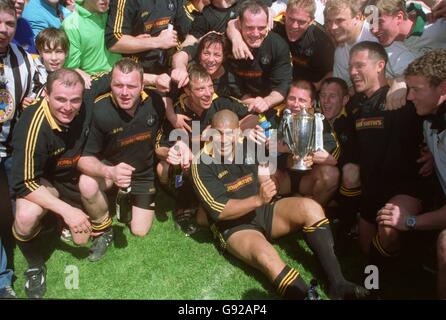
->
<box><xmin>191</xmin><ymin>150</ymin><xmax>226</xmax><ymax>213</ymax></box>
<box><xmin>42</xmin><ymin>99</ymin><xmax>62</xmax><ymax>132</ymax></box>
<box><xmin>274</xmin><ymin>102</ymin><xmax>287</xmax><ymax>117</ymax></box>
<box><xmin>155</xmin><ymin>121</ymin><xmax>164</xmax><ymax>149</ymax></box>
<box><xmin>95</xmin><ymin>92</ymin><xmax>113</xmax><ymax>103</ymax></box>
<box><xmin>334</xmin><ymin>107</ymin><xmax>348</xmax><ymax>121</ymax></box>
<box><xmin>331</xmin><ymin>131</ymin><xmax>341</xmax><ymax>160</ymax></box>
<box><xmin>24</xmin><ymin>106</ymin><xmax>45</xmax><ymax>191</ymax></box>
<box><xmin>114</xmin><ymin>0</ymin><xmax>126</xmax><ymax>40</ymax></box>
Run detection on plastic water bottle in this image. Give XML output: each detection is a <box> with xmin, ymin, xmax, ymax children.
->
<box><xmin>258</xmin><ymin>114</ymin><xmax>272</xmax><ymax>138</ymax></box>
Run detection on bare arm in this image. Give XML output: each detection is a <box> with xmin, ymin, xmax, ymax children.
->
<box><xmin>171</xmin><ymin>50</ymin><xmax>190</xmax><ymax>88</ymax></box>
<box><xmin>219</xmin><ymin>179</ymin><xmax>277</xmax><ymax>221</ymax></box>
<box><xmin>78</xmin><ymin>156</ymin><xmax>135</xmax><ymax>188</ymax></box>
<box><xmin>109</xmin><ymin>29</ymin><xmax>177</xmax><ymax>54</ymax></box>
<box><xmin>180</xmin><ymin>34</ymin><xmax>198</xmax><ymax>49</ymax></box>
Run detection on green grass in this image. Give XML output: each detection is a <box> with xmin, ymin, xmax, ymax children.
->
<box><xmin>10</xmin><ymin>192</ymin><xmax>436</xmax><ymax>300</ymax></box>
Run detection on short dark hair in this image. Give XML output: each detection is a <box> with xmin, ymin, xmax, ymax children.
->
<box><xmin>35</xmin><ymin>28</ymin><xmax>70</xmax><ymax>54</ymax></box>
<box><xmin>290</xmin><ymin>79</ymin><xmax>317</xmax><ymax>101</ymax></box>
<box><xmin>112</xmin><ymin>58</ymin><xmax>144</xmax><ymax>83</ymax></box>
<box><xmin>197</xmin><ymin>32</ymin><xmax>229</xmax><ymax>61</ymax></box>
<box><xmin>47</xmin><ymin>68</ymin><xmax>85</xmax><ymax>95</ymax></box>
<box><xmin>239</xmin><ymin>0</ymin><xmax>269</xmax><ymax>23</ymax></box>
<box><xmin>187</xmin><ymin>63</ymin><xmax>211</xmax><ymax>87</ymax></box>
<box><xmin>320</xmin><ymin>77</ymin><xmax>349</xmax><ymax>97</ymax></box>
<box><xmin>350</xmin><ymin>41</ymin><xmax>388</xmax><ymax>65</ymax></box>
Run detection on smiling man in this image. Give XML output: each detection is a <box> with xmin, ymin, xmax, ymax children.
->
<box><xmin>155</xmin><ymin>65</ymin><xmax>251</xmax><ymax>234</ymax></box>
<box><xmin>11</xmin><ymin>69</ymin><xmax>92</xmax><ymax>298</ymax></box>
<box><xmin>346</xmin><ymin>41</ymin><xmax>424</xmax><ymax>293</ymax></box>
<box><xmin>227</xmin><ymin>0</ymin><xmax>292</xmax><ymax>113</ymax></box>
<box><xmin>376</xmin><ymin>49</ymin><xmax>446</xmax><ymax>299</ymax></box>
<box><xmin>77</xmin><ymin>58</ymin><xmax>165</xmax><ymax>261</ymax></box>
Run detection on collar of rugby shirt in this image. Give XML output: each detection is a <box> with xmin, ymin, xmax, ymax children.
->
<box><xmin>406</xmin><ymin>2</ymin><xmax>427</xmax><ymax>37</ymax></box>
<box><xmin>426</xmin><ymin>100</ymin><xmax>446</xmax><ymax>133</ymax></box>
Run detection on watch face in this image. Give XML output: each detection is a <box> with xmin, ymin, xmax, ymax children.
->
<box><xmin>407</xmin><ymin>216</ymin><xmax>416</xmax><ymax>229</ymax></box>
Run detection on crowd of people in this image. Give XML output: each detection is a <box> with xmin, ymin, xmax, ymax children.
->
<box><xmin>0</xmin><ymin>0</ymin><xmax>446</xmax><ymax>300</ymax></box>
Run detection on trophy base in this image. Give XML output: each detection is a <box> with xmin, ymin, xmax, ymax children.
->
<box><xmin>290</xmin><ymin>159</ymin><xmax>312</xmax><ymax>171</ymax></box>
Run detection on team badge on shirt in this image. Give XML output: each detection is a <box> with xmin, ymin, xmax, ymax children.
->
<box><xmin>0</xmin><ymin>89</ymin><xmax>14</xmax><ymax>124</ymax></box>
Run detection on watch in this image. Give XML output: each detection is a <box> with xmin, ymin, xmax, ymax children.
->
<box><xmin>405</xmin><ymin>216</ymin><xmax>417</xmax><ymax>230</ymax></box>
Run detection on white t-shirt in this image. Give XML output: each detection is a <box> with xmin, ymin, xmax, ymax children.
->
<box><xmin>385</xmin><ymin>41</ymin><xmax>417</xmax><ymax>78</ymax></box>
<box><xmin>270</xmin><ymin>0</ymin><xmax>326</xmax><ymax>25</ymax></box>
<box><xmin>424</xmin><ymin>120</ymin><xmax>446</xmax><ymax>195</ymax></box>
<box><xmin>333</xmin><ymin>21</ymin><xmax>377</xmax><ymax>87</ymax></box>
<box><xmin>334</xmin><ymin>21</ymin><xmax>417</xmax><ymax>86</ymax></box>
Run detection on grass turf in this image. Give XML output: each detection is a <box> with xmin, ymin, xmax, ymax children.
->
<box><xmin>10</xmin><ymin>191</ymin><xmax>436</xmax><ymax>300</ymax></box>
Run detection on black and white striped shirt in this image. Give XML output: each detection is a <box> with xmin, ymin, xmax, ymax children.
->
<box><xmin>0</xmin><ymin>43</ymin><xmax>39</xmax><ymax>158</ymax></box>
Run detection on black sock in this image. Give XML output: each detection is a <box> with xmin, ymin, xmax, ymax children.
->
<box><xmin>303</xmin><ymin>219</ymin><xmax>346</xmax><ymax>287</ymax></box>
<box><xmin>13</xmin><ymin>225</ymin><xmax>44</xmax><ymax>269</ymax></box>
<box><xmin>368</xmin><ymin>234</ymin><xmax>399</xmax><ymax>289</ymax></box>
<box><xmin>303</xmin><ymin>219</ymin><xmax>369</xmax><ymax>299</ymax></box>
<box><xmin>273</xmin><ymin>265</ymin><xmax>309</xmax><ymax>299</ymax></box>
<box><xmin>337</xmin><ymin>186</ymin><xmax>361</xmax><ymax>234</ymax></box>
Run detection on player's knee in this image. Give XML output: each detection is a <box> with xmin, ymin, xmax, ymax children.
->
<box><xmin>318</xmin><ymin>165</ymin><xmax>340</xmax><ymax>189</ymax></box>
<box><xmin>157</xmin><ymin>161</ymin><xmax>170</xmax><ymax>185</ymax></box>
<box><xmin>299</xmin><ymin>197</ymin><xmax>325</xmax><ymax>223</ymax></box>
<box><xmin>378</xmin><ymin>224</ymin><xmax>400</xmax><ymax>248</ymax></box>
<box><xmin>437</xmin><ymin>229</ymin><xmax>446</xmax><ymax>267</ymax></box>
<box><xmin>342</xmin><ymin>163</ymin><xmax>360</xmax><ymax>188</ymax></box>
<box><xmin>79</xmin><ymin>174</ymin><xmax>101</xmax><ymax>200</ymax></box>
<box><xmin>130</xmin><ymin>223</ymin><xmax>152</xmax><ymax>237</ymax></box>
<box><xmin>14</xmin><ymin>211</ymin><xmax>40</xmax><ymax>236</ymax></box>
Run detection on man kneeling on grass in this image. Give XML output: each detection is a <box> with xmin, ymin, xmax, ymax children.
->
<box><xmin>190</xmin><ymin>109</ymin><xmax>369</xmax><ymax>300</ymax></box>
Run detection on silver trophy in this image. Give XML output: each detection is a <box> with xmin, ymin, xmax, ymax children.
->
<box><xmin>282</xmin><ymin>108</ymin><xmax>315</xmax><ymax>171</ymax></box>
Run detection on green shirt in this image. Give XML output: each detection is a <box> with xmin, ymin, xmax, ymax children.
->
<box><xmin>62</xmin><ymin>3</ymin><xmax>121</xmax><ymax>74</ymax></box>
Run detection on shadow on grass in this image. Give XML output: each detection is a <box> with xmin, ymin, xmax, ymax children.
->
<box><xmin>55</xmin><ymin>235</ymin><xmax>89</xmax><ymax>261</ymax></box>
<box><xmin>113</xmin><ymin>225</ymin><xmax>128</xmax><ymax>249</ymax></box>
<box><xmin>242</xmin><ymin>288</ymin><xmax>275</xmax><ymax>300</ymax></box>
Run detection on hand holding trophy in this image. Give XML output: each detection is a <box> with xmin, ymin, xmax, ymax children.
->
<box><xmin>282</xmin><ymin>108</ymin><xmax>324</xmax><ymax>171</ymax></box>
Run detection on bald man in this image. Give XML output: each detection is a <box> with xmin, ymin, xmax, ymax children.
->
<box><xmin>191</xmin><ymin>109</ymin><xmax>369</xmax><ymax>300</ymax></box>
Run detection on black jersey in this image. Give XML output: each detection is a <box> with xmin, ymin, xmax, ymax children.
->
<box><xmin>189</xmin><ymin>0</ymin><xmax>272</xmax><ymax>39</ymax></box>
<box><xmin>228</xmin><ymin>31</ymin><xmax>292</xmax><ymax>98</ymax></box>
<box><xmin>348</xmin><ymin>86</ymin><xmax>423</xmax><ymax>195</ymax></box>
<box><xmin>156</xmin><ymin>94</ymin><xmax>249</xmax><ymax>150</ymax></box>
<box><xmin>191</xmin><ymin>145</ymin><xmax>259</xmax><ymax>223</ymax></box>
<box><xmin>182</xmin><ymin>1</ymin><xmax>202</xmax><ymax>35</ymax></box>
<box><xmin>83</xmin><ymin>90</ymin><xmax>165</xmax><ymax>182</ymax></box>
<box><xmin>105</xmin><ymin>0</ymin><xmax>189</xmax><ymax>73</ymax></box>
<box><xmin>11</xmin><ymin>73</ymin><xmax>112</xmax><ymax>200</ymax></box>
<box><xmin>11</xmin><ymin>99</ymin><xmax>88</xmax><ymax>199</ymax></box>
<box><xmin>329</xmin><ymin>108</ymin><xmax>358</xmax><ymax>167</ymax></box>
<box><xmin>273</xmin><ymin>21</ymin><xmax>334</xmax><ymax>83</ymax></box>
